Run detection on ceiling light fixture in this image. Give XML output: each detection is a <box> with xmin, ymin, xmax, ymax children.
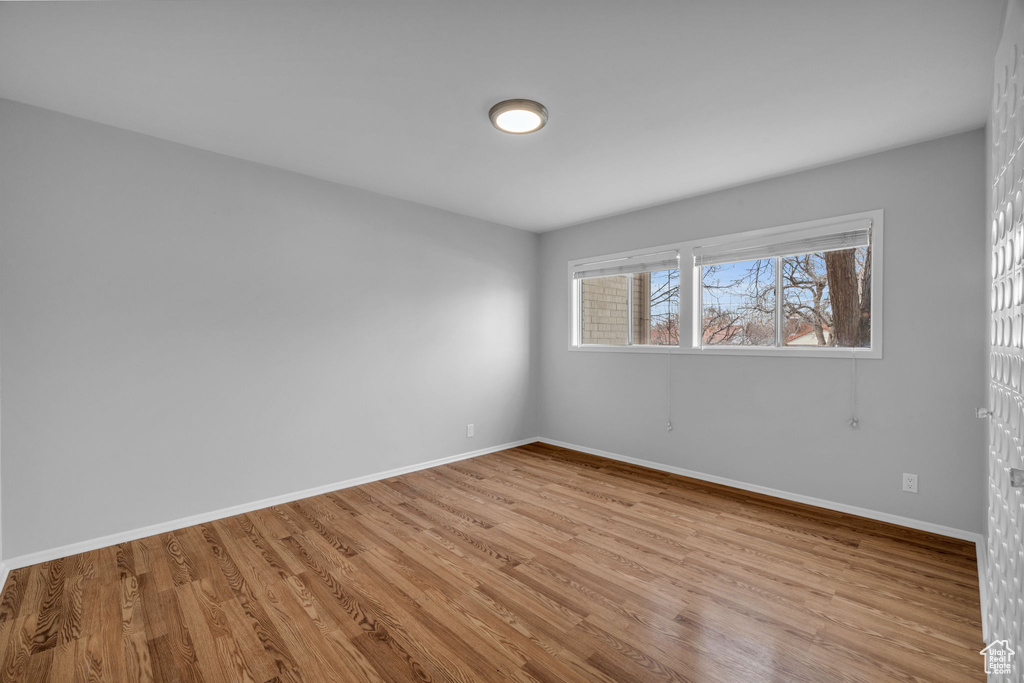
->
<box><xmin>489</xmin><ymin>99</ymin><xmax>548</xmax><ymax>134</ymax></box>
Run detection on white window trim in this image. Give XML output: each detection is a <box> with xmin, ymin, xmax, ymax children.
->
<box><xmin>567</xmin><ymin>209</ymin><xmax>883</xmax><ymax>359</ymax></box>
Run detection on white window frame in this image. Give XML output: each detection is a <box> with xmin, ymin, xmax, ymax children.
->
<box><xmin>568</xmin><ymin>209</ymin><xmax>883</xmax><ymax>359</ymax></box>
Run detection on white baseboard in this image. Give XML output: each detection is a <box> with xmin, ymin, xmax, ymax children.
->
<box><xmin>0</xmin><ymin>562</ymin><xmax>8</xmax><ymax>596</ymax></box>
<box><xmin>2</xmin><ymin>437</ymin><xmax>540</xmax><ymax>571</ymax></box>
<box><xmin>536</xmin><ymin>437</ymin><xmax>984</xmax><ymax>544</ymax></box>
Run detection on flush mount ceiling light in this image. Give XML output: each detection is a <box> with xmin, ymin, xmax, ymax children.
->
<box><xmin>489</xmin><ymin>99</ymin><xmax>548</xmax><ymax>134</ymax></box>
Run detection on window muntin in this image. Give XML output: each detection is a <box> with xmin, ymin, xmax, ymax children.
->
<box><xmin>568</xmin><ymin>211</ymin><xmax>881</xmax><ymax>358</ymax></box>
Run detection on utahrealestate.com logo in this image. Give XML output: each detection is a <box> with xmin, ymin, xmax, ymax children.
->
<box><xmin>980</xmin><ymin>640</ymin><xmax>1016</xmax><ymax>675</ymax></box>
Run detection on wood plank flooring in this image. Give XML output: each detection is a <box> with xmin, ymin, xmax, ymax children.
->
<box><xmin>0</xmin><ymin>442</ymin><xmax>984</xmax><ymax>682</ymax></box>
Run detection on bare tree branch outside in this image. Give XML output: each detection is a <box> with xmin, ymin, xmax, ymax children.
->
<box><xmin>700</xmin><ymin>246</ymin><xmax>870</xmax><ymax>348</ymax></box>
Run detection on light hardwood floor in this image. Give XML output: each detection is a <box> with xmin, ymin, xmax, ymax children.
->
<box><xmin>0</xmin><ymin>442</ymin><xmax>984</xmax><ymax>682</ymax></box>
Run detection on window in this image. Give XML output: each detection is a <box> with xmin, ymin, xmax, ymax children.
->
<box><xmin>694</xmin><ymin>220</ymin><xmax>873</xmax><ymax>350</ymax></box>
<box><xmin>568</xmin><ymin>211</ymin><xmax>882</xmax><ymax>358</ymax></box>
<box><xmin>571</xmin><ymin>249</ymin><xmax>680</xmax><ymax>347</ymax></box>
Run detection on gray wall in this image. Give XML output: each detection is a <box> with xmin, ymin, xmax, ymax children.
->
<box><xmin>0</xmin><ymin>100</ymin><xmax>540</xmax><ymax>558</ymax></box>
<box><xmin>539</xmin><ymin>130</ymin><xmax>987</xmax><ymax>533</ymax></box>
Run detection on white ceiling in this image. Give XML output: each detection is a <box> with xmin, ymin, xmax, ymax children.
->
<box><xmin>0</xmin><ymin>1</ymin><xmax>1005</xmax><ymax>232</ymax></box>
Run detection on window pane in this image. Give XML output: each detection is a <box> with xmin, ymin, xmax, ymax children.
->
<box><xmin>636</xmin><ymin>269</ymin><xmax>679</xmax><ymax>345</ymax></box>
<box><xmin>781</xmin><ymin>247</ymin><xmax>870</xmax><ymax>348</ymax></box>
<box><xmin>701</xmin><ymin>259</ymin><xmax>776</xmax><ymax>346</ymax></box>
<box><xmin>580</xmin><ymin>275</ymin><xmax>629</xmax><ymax>345</ymax></box>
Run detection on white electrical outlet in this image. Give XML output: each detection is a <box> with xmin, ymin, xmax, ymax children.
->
<box><xmin>902</xmin><ymin>473</ymin><xmax>918</xmax><ymax>493</ymax></box>
<box><xmin>466</xmin><ymin>424</ymin><xmax>474</xmax><ymax>438</ymax></box>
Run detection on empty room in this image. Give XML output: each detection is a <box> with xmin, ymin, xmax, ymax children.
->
<box><xmin>0</xmin><ymin>1</ymin><xmax>1020</xmax><ymax>681</ymax></box>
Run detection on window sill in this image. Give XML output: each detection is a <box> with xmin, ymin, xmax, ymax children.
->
<box><xmin>569</xmin><ymin>344</ymin><xmax>882</xmax><ymax>359</ymax></box>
